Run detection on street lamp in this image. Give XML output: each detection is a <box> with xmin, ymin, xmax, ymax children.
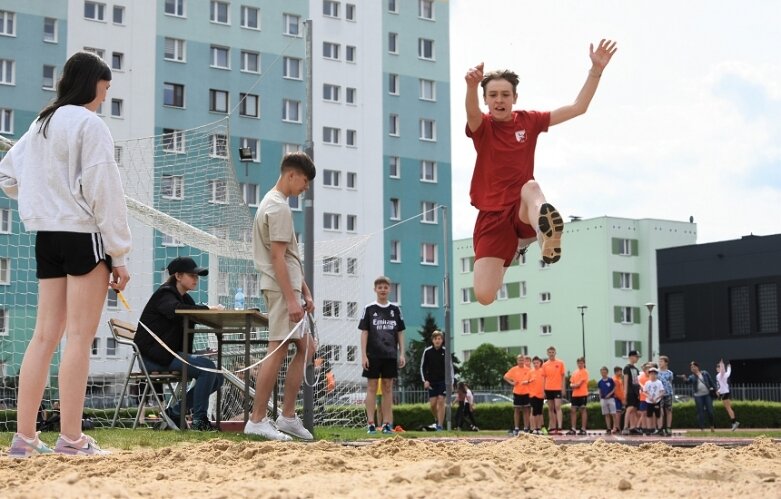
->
<box><xmin>577</xmin><ymin>305</ymin><xmax>588</xmax><ymax>359</ymax></box>
<box><xmin>645</xmin><ymin>303</ymin><xmax>656</xmax><ymax>362</ymax></box>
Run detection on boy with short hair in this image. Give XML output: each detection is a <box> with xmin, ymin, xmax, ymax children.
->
<box><xmin>359</xmin><ymin>276</ymin><xmax>406</xmax><ymax>434</ymax></box>
<box><xmin>541</xmin><ymin>346</ymin><xmax>566</xmax><ymax>435</ymax></box>
<box><xmin>613</xmin><ymin>366</ymin><xmax>625</xmax><ymax>431</ymax></box>
<box><xmin>598</xmin><ymin>366</ymin><xmax>618</xmax><ymax>434</ymax></box>
<box><xmin>643</xmin><ymin>368</ymin><xmax>665</xmax><ymax>435</ymax></box>
<box><xmin>657</xmin><ymin>355</ymin><xmax>675</xmax><ymax>436</ymax></box>
<box><xmin>567</xmin><ymin>357</ymin><xmax>589</xmax><ymax>435</ymax></box>
<box><xmin>528</xmin><ymin>357</ymin><xmax>545</xmax><ymax>435</ymax></box>
<box><xmin>504</xmin><ymin>354</ymin><xmax>531</xmax><ymax>435</ymax></box>
<box><xmin>622</xmin><ymin>350</ymin><xmax>642</xmax><ymax>435</ymax></box>
<box><xmin>420</xmin><ymin>330</ymin><xmax>451</xmax><ymax>431</ymax></box>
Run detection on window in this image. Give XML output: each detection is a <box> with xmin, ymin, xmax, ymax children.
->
<box><xmin>283</xmin><ymin>56</ymin><xmax>301</xmax><ymax>79</ymax></box>
<box><xmin>113</xmin><ymin>5</ymin><xmax>125</xmax><ymax>24</ymax></box>
<box><xmin>421</xmin><ymin>201</ymin><xmax>437</xmax><ymax>223</ymax></box>
<box><xmin>161</xmin><ymin>175</ymin><xmax>184</xmax><ymax>199</ymax></box>
<box><xmin>323</xmin><ymin>213</ymin><xmax>340</xmax><ymax>231</ymax></box>
<box><xmin>111</xmin><ymin>99</ymin><xmax>123</xmax><ymax>117</ymax></box>
<box><xmin>388</xmin><ymin>32</ymin><xmax>398</xmax><ymax>54</ymax></box>
<box><xmin>388</xmin><ymin>0</ymin><xmax>398</xmax><ymax>13</ymax></box>
<box><xmin>616</xmin><ymin>340</ymin><xmax>641</xmax><ymax>358</ymax></box>
<box><xmin>758</xmin><ymin>283</ymin><xmax>778</xmax><ymax>334</ymax></box>
<box><xmin>323</xmin><ymin>257</ymin><xmax>341</xmax><ymax>274</ymax></box>
<box><xmin>43</xmin><ymin>18</ymin><xmax>57</xmax><ymax>42</ymax></box>
<box><xmin>84</xmin><ymin>2</ymin><xmax>106</xmax><ymax>21</ymax></box>
<box><xmin>422</xmin><ymin>285</ymin><xmax>438</xmax><ymax>307</ymax></box>
<box><xmin>0</xmin><ymin>59</ymin><xmax>14</xmax><ymax>85</ymax></box>
<box><xmin>164</xmin><ymin>0</ymin><xmax>185</xmax><ymax>17</ymax></box>
<box><xmin>520</xmin><ymin>281</ymin><xmax>527</xmax><ymax>297</ymax></box>
<box><xmin>163</xmin><ymin>82</ymin><xmax>184</xmax><ymax>107</ymax></box>
<box><xmin>520</xmin><ymin>313</ymin><xmax>528</xmax><ymax>331</ymax></box>
<box><xmin>420</xmin><ymin>243</ymin><xmax>437</xmax><ymax>265</ymax></box>
<box><xmin>540</xmin><ymin>325</ymin><xmax>552</xmax><ymax>335</ymax></box>
<box><xmin>241</xmin><ymin>5</ymin><xmax>259</xmax><ymax>29</ymax></box>
<box><xmin>420</xmin><ymin>160</ymin><xmax>436</xmax><ymax>182</ymax></box>
<box><xmin>346</xmin><ymin>258</ymin><xmax>357</xmax><ymax>275</ymax></box>
<box><xmin>323</xmin><ymin>344</ymin><xmax>341</xmax><ymax>363</ymax></box>
<box><xmin>323</xmin><ymin>169</ymin><xmax>341</xmax><ymax>187</ymax></box>
<box><xmin>91</xmin><ymin>338</ymin><xmax>100</xmax><ymax>356</ymax></box>
<box><xmin>164</xmin><ymin>38</ymin><xmax>186</xmax><ymax>62</ymax></box>
<box><xmin>241</xmin><ymin>183</ymin><xmax>259</xmax><ymax>206</ymax></box>
<box><xmin>323</xmin><ymin>0</ymin><xmax>339</xmax><ymax>17</ymax></box>
<box><xmin>389</xmin><ymin>73</ymin><xmax>399</xmax><ymax>95</ymax></box>
<box><xmin>496</xmin><ymin>285</ymin><xmax>508</xmax><ymax>301</ymax></box>
<box><xmin>240</xmin><ymin>137</ymin><xmax>260</xmax><ymax>162</ymax></box>
<box><xmin>283</xmin><ymin>99</ymin><xmax>301</xmax><ymax>122</ymax></box>
<box><xmin>0</xmin><ymin>208</ymin><xmax>11</xmax><ymax>233</ymax></box>
<box><xmin>540</xmin><ymin>292</ymin><xmax>551</xmax><ymax>303</ymax></box>
<box><xmin>323</xmin><ymin>83</ymin><xmax>340</xmax><ymax>102</ymax></box>
<box><xmin>389</xmin><ymin>156</ymin><xmax>400</xmax><ymax>178</ymax></box>
<box><xmin>729</xmin><ymin>286</ymin><xmax>750</xmax><ymax>336</ymax></box>
<box><xmin>461</xmin><ymin>288</ymin><xmax>471</xmax><ymax>304</ymax></box>
<box><xmin>210</xmin><ymin>1</ymin><xmax>230</xmax><ymax>24</ymax></box>
<box><xmin>240</xmin><ymin>50</ymin><xmax>260</xmax><ymax>73</ymax></box>
<box><xmin>419</xmin><ymin>79</ymin><xmax>436</xmax><ymax>101</ymax></box>
<box><xmin>0</xmin><ymin>257</ymin><xmax>9</xmax><ymax>284</ymax></box>
<box><xmin>345</xmin><ymin>3</ymin><xmax>355</xmax><ymax>20</ymax></box>
<box><xmin>0</xmin><ymin>308</ymin><xmax>8</xmax><ymax>336</ymax></box>
<box><xmin>162</xmin><ymin>129</ymin><xmax>185</xmax><ymax>153</ymax></box>
<box><xmin>162</xmin><ymin>232</ymin><xmax>183</xmax><ymax>246</ymax></box>
<box><xmin>283</xmin><ymin>13</ymin><xmax>300</xmax><ymax>36</ymax></box>
<box><xmin>323</xmin><ymin>300</ymin><xmax>341</xmax><ymax>318</ymax></box>
<box><xmin>346</xmin><ymin>45</ymin><xmax>356</xmax><ymax>62</ymax></box>
<box><xmin>620</xmin><ymin>306</ymin><xmax>634</xmax><ymax>324</ymax></box>
<box><xmin>0</xmin><ymin>10</ymin><xmax>15</xmax><ymax>36</ymax></box>
<box><xmin>539</xmin><ymin>260</ymin><xmax>549</xmax><ymax>269</ymax></box>
<box><xmin>283</xmin><ymin>143</ymin><xmax>301</xmax><ymax>154</ymax></box>
<box><xmin>420</xmin><ymin>119</ymin><xmax>436</xmax><ymax>141</ymax></box>
<box><xmin>613</xmin><ymin>237</ymin><xmax>638</xmax><ymax>256</ymax></box>
<box><xmin>42</xmin><ymin>65</ymin><xmax>56</xmax><ymax>90</ymax></box>
<box><xmin>210</xmin><ymin>134</ymin><xmax>228</xmax><ymax>158</ymax></box>
<box><xmin>112</xmin><ymin>52</ymin><xmax>124</xmax><ymax>70</ymax></box>
<box><xmin>418</xmin><ymin>38</ymin><xmax>435</xmax><ymax>60</ymax></box>
<box><xmin>239</xmin><ymin>93</ymin><xmax>259</xmax><ymax>118</ymax></box>
<box><xmin>209</xmin><ymin>89</ymin><xmax>229</xmax><ymax>113</ymax></box>
<box><xmin>346</xmin><ymin>172</ymin><xmax>357</xmax><ymax>189</ymax></box>
<box><xmin>211</xmin><ymin>46</ymin><xmax>230</xmax><ymax>69</ymax></box>
<box><xmin>390</xmin><ymin>240</ymin><xmax>401</xmax><ymax>262</ymax></box>
<box><xmin>499</xmin><ymin>315</ymin><xmax>510</xmax><ymax>332</ymax></box>
<box><xmin>418</xmin><ymin>0</ymin><xmax>434</xmax><ymax>19</ymax></box>
<box><xmin>346</xmin><ymin>87</ymin><xmax>356</xmax><ymax>104</ymax></box>
<box><xmin>347</xmin><ymin>302</ymin><xmax>358</xmax><ymax>319</ymax></box>
<box><xmin>390</xmin><ymin>198</ymin><xmax>400</xmax><ymax>220</ymax></box>
<box><xmin>389</xmin><ymin>283</ymin><xmax>401</xmax><ymax>304</ymax></box>
<box><xmin>323</xmin><ymin>42</ymin><xmax>340</xmax><ymax>60</ymax></box>
<box><xmin>288</xmin><ymin>194</ymin><xmax>301</xmax><ymax>211</ymax></box>
<box><xmin>460</xmin><ymin>257</ymin><xmax>473</xmax><ymax>273</ymax></box>
<box><xmin>389</xmin><ymin>114</ymin><xmax>400</xmax><ymax>136</ymax></box>
<box><xmin>346</xmin><ymin>129</ymin><xmax>356</xmax><ymax>147</ymax></box>
<box><xmin>323</xmin><ymin>126</ymin><xmax>340</xmax><ymax>144</ymax></box>
<box><xmin>620</xmin><ymin>239</ymin><xmax>632</xmax><ymax>255</ymax></box>
<box><xmin>346</xmin><ymin>215</ymin><xmax>356</xmax><ymax>232</ymax></box>
<box><xmin>346</xmin><ymin>345</ymin><xmax>357</xmax><ymax>362</ymax></box>
<box><xmin>462</xmin><ymin>319</ymin><xmax>471</xmax><ymax>335</ymax></box>
<box><xmin>210</xmin><ymin>179</ymin><xmax>228</xmax><ymax>204</ymax></box>
<box><xmin>84</xmin><ymin>46</ymin><xmax>104</xmax><ymax>59</ymax></box>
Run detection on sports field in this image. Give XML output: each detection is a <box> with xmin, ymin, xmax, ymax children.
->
<box><xmin>2</xmin><ymin>429</ymin><xmax>780</xmax><ymax>498</ymax></box>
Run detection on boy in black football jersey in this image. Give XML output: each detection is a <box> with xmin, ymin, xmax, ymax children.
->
<box><xmin>359</xmin><ymin>276</ymin><xmax>406</xmax><ymax>434</ymax></box>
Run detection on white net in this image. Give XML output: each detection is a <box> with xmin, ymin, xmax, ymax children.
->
<box><xmin>0</xmin><ymin>119</ymin><xmax>373</xmax><ymax>430</ymax></box>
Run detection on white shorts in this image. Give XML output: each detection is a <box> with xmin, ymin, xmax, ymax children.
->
<box><xmin>263</xmin><ymin>289</ymin><xmax>306</xmax><ymax>342</ymax></box>
<box><xmin>600</xmin><ymin>398</ymin><xmax>617</xmax><ymax>415</ymax></box>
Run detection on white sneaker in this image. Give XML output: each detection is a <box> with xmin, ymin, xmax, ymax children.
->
<box><xmin>244</xmin><ymin>417</ymin><xmax>292</xmax><ymax>441</ymax></box>
<box><xmin>275</xmin><ymin>415</ymin><xmax>314</xmax><ymax>440</ymax></box>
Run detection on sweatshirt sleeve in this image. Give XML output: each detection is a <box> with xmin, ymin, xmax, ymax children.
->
<box><xmin>0</xmin><ymin>132</ymin><xmax>28</xmax><ymax>199</ymax></box>
<box><xmin>79</xmin><ymin>117</ymin><xmax>132</xmax><ymax>267</ymax></box>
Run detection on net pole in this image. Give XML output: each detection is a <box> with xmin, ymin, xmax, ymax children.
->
<box><xmin>302</xmin><ymin>18</ymin><xmax>315</xmax><ymax>432</ymax></box>
<box><xmin>442</xmin><ymin>205</ymin><xmax>453</xmax><ymax>430</ymax></box>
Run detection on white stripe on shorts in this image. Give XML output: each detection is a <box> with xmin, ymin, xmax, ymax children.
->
<box><xmin>91</xmin><ymin>234</ymin><xmax>100</xmax><ymax>263</ymax></box>
<box><xmin>96</xmin><ymin>233</ymin><xmax>104</xmax><ymax>259</ymax></box>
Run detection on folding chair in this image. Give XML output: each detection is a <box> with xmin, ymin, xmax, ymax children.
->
<box><xmin>109</xmin><ymin>318</ymin><xmax>182</xmax><ymax>429</ymax></box>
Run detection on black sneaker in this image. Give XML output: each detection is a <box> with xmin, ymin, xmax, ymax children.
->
<box><xmin>192</xmin><ymin>417</ymin><xmax>219</xmax><ymax>432</ymax></box>
<box><xmin>577</xmin><ymin>429</ymin><xmax>587</xmax><ymax>436</ymax></box>
<box><xmin>566</xmin><ymin>429</ymin><xmax>577</xmax><ymax>435</ymax></box>
<box><xmin>538</xmin><ymin>203</ymin><xmax>564</xmax><ymax>264</ymax></box>
<box><xmin>630</xmin><ymin>428</ymin><xmax>644</xmax><ymax>435</ymax></box>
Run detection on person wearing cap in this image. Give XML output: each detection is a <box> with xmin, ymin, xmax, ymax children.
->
<box><xmin>134</xmin><ymin>256</ymin><xmax>224</xmax><ymax>431</ymax></box>
<box><xmin>642</xmin><ymin>367</ymin><xmax>665</xmax><ymax>435</ymax></box>
<box><xmin>621</xmin><ymin>350</ymin><xmax>643</xmax><ymax>435</ymax></box>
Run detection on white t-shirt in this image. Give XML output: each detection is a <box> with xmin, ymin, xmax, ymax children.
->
<box><xmin>643</xmin><ymin>379</ymin><xmax>664</xmax><ymax>404</ymax></box>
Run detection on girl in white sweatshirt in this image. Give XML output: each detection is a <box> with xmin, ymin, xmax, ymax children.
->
<box><xmin>1</xmin><ymin>52</ymin><xmax>131</xmax><ymax>457</ymax></box>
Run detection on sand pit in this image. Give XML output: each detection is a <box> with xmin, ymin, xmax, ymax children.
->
<box><xmin>2</xmin><ymin>436</ymin><xmax>780</xmax><ymax>498</ymax></box>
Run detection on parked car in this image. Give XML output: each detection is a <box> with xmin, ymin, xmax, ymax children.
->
<box><xmin>471</xmin><ymin>392</ymin><xmax>513</xmax><ymax>404</ymax></box>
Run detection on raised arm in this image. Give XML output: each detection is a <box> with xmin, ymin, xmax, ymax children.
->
<box><xmin>465</xmin><ymin>62</ymin><xmax>485</xmax><ymax>132</ymax></box>
<box><xmin>549</xmin><ymin>39</ymin><xmax>618</xmax><ymax>127</ymax></box>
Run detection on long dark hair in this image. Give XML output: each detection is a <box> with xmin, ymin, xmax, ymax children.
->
<box><xmin>37</xmin><ymin>52</ymin><xmax>112</xmax><ymax>137</ymax></box>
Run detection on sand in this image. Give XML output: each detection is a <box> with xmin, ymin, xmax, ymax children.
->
<box><xmin>2</xmin><ymin>436</ymin><xmax>780</xmax><ymax>498</ymax></box>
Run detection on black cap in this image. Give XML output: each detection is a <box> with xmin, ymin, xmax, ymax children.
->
<box><xmin>628</xmin><ymin>350</ymin><xmax>640</xmax><ymax>357</ymax></box>
<box><xmin>167</xmin><ymin>257</ymin><xmax>208</xmax><ymax>276</ymax></box>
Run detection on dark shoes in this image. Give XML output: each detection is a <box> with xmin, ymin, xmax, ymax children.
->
<box><xmin>192</xmin><ymin>417</ymin><xmax>219</xmax><ymax>432</ymax></box>
<box><xmin>538</xmin><ymin>203</ymin><xmax>564</xmax><ymax>264</ymax></box>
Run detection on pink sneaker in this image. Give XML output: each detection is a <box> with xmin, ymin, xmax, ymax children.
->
<box><xmin>54</xmin><ymin>434</ymin><xmax>110</xmax><ymax>456</ymax></box>
<box><xmin>8</xmin><ymin>432</ymin><xmax>54</xmax><ymax>459</ymax></box>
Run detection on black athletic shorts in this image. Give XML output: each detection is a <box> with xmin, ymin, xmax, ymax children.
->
<box><xmin>428</xmin><ymin>381</ymin><xmax>446</xmax><ymax>398</ymax></box>
<box><xmin>646</xmin><ymin>402</ymin><xmax>661</xmax><ymax>418</ymax></box>
<box><xmin>626</xmin><ymin>387</ymin><xmax>641</xmax><ymax>409</ymax></box>
<box><xmin>513</xmin><ymin>394</ymin><xmax>530</xmax><ymax>407</ymax></box>
<box><xmin>36</xmin><ymin>231</ymin><xmax>112</xmax><ymax>279</ymax></box>
<box><xmin>530</xmin><ymin>396</ymin><xmax>544</xmax><ymax>416</ymax></box>
<box><xmin>544</xmin><ymin>390</ymin><xmax>562</xmax><ymax>401</ymax></box>
<box><xmin>362</xmin><ymin>357</ymin><xmax>398</xmax><ymax>379</ymax></box>
<box><xmin>571</xmin><ymin>396</ymin><xmax>588</xmax><ymax>408</ymax></box>
<box><xmin>719</xmin><ymin>392</ymin><xmax>731</xmax><ymax>400</ymax></box>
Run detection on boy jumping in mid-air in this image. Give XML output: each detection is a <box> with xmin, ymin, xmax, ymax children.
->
<box><xmin>465</xmin><ymin>39</ymin><xmax>617</xmax><ymax>305</ymax></box>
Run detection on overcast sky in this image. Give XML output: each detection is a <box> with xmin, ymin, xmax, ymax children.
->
<box><xmin>448</xmin><ymin>0</ymin><xmax>781</xmax><ymax>243</ymax></box>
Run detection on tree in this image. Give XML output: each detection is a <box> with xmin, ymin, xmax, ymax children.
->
<box><xmin>460</xmin><ymin>343</ymin><xmax>514</xmax><ymax>388</ymax></box>
<box><xmin>399</xmin><ymin>313</ymin><xmax>460</xmax><ymax>388</ymax></box>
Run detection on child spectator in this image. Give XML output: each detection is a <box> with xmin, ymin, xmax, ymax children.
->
<box><xmin>528</xmin><ymin>357</ymin><xmax>545</xmax><ymax>435</ymax></box>
<box><xmin>612</xmin><ymin>366</ymin><xmax>625</xmax><ymax>431</ymax></box>
<box><xmin>598</xmin><ymin>367</ymin><xmax>618</xmax><ymax>434</ymax></box>
<box><xmin>541</xmin><ymin>346</ymin><xmax>566</xmax><ymax>435</ymax></box>
<box><xmin>454</xmin><ymin>381</ymin><xmax>479</xmax><ymax>431</ymax></box>
<box><xmin>716</xmin><ymin>359</ymin><xmax>740</xmax><ymax>431</ymax></box>
<box><xmin>567</xmin><ymin>357</ymin><xmax>589</xmax><ymax>435</ymax></box>
<box><xmin>657</xmin><ymin>355</ymin><xmax>675</xmax><ymax>436</ymax></box>
<box><xmin>622</xmin><ymin>350</ymin><xmax>643</xmax><ymax>435</ymax></box>
<box><xmin>504</xmin><ymin>354</ymin><xmax>531</xmax><ymax>435</ymax></box>
<box><xmin>643</xmin><ymin>367</ymin><xmax>665</xmax><ymax>435</ymax></box>
<box><xmin>420</xmin><ymin>330</ymin><xmax>451</xmax><ymax>431</ymax></box>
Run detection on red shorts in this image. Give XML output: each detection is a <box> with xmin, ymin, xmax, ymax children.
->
<box><xmin>473</xmin><ymin>201</ymin><xmax>536</xmax><ymax>267</ymax></box>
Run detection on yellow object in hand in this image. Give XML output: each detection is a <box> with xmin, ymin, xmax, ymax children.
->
<box><xmin>117</xmin><ymin>290</ymin><xmax>131</xmax><ymax>311</ymax></box>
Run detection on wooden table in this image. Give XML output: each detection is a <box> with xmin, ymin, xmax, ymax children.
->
<box><xmin>175</xmin><ymin>309</ymin><xmax>269</xmax><ymax>430</ymax></box>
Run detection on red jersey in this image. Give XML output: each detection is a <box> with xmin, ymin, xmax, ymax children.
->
<box><xmin>466</xmin><ymin>110</ymin><xmax>550</xmax><ymax>211</ymax></box>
